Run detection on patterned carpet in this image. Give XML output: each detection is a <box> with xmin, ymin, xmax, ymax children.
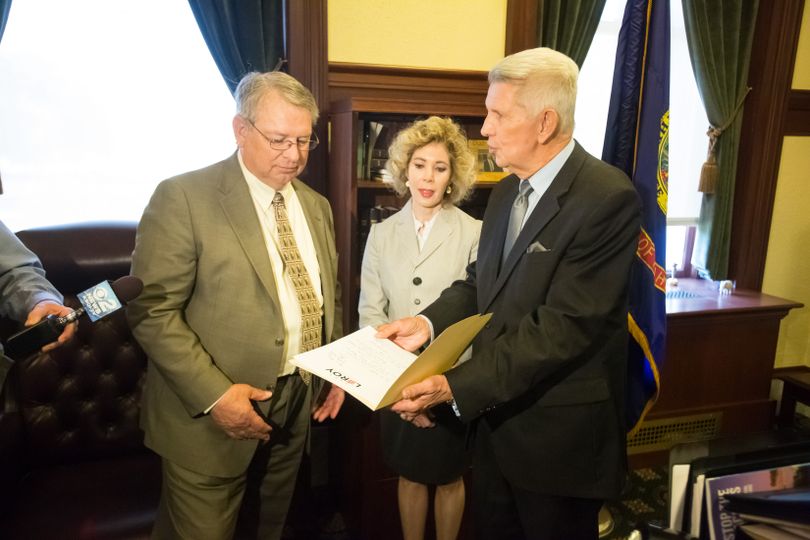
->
<box><xmin>603</xmin><ymin>467</ymin><xmax>670</xmax><ymax>540</ymax></box>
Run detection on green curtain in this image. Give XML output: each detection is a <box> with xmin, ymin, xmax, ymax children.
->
<box><xmin>0</xmin><ymin>0</ymin><xmax>11</xmax><ymax>44</ymax></box>
<box><xmin>187</xmin><ymin>0</ymin><xmax>284</xmax><ymax>94</ymax></box>
<box><xmin>683</xmin><ymin>0</ymin><xmax>759</xmax><ymax>279</ymax></box>
<box><xmin>536</xmin><ymin>0</ymin><xmax>608</xmax><ymax>68</ymax></box>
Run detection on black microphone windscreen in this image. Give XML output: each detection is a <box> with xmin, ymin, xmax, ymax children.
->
<box><xmin>110</xmin><ymin>276</ymin><xmax>144</xmax><ymax>304</ymax></box>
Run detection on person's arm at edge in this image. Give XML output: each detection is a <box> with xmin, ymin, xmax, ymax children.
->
<box><xmin>0</xmin><ymin>221</ymin><xmax>76</xmax><ymax>350</ymax></box>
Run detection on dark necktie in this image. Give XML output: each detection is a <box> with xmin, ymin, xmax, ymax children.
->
<box><xmin>272</xmin><ymin>192</ymin><xmax>320</xmax><ymax>385</ymax></box>
<box><xmin>502</xmin><ymin>180</ymin><xmax>533</xmax><ymax>266</ymax></box>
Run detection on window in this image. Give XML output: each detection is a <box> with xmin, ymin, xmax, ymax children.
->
<box><xmin>0</xmin><ymin>0</ymin><xmax>236</xmax><ymax>232</ymax></box>
<box><xmin>573</xmin><ymin>0</ymin><xmax>708</xmax><ymax>275</ymax></box>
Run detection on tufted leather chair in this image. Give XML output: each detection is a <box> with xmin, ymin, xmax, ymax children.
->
<box><xmin>0</xmin><ymin>222</ymin><xmax>160</xmax><ymax>539</ymax></box>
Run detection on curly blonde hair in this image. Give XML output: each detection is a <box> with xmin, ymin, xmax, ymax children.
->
<box><xmin>386</xmin><ymin>116</ymin><xmax>476</xmax><ymax>205</ymax></box>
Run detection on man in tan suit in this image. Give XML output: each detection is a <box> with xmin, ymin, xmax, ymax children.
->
<box><xmin>127</xmin><ymin>71</ymin><xmax>344</xmax><ymax>540</ymax></box>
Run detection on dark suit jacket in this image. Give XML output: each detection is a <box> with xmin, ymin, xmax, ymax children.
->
<box><xmin>421</xmin><ymin>142</ymin><xmax>641</xmax><ymax>500</ymax></box>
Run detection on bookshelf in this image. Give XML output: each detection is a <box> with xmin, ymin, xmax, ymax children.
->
<box><xmin>328</xmin><ymin>96</ymin><xmax>495</xmax><ymax>335</ymax></box>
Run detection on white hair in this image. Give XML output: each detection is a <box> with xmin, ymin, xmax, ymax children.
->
<box><xmin>489</xmin><ymin>47</ymin><xmax>578</xmax><ymax>134</ymax></box>
<box><xmin>235</xmin><ymin>71</ymin><xmax>319</xmax><ymax>124</ymax></box>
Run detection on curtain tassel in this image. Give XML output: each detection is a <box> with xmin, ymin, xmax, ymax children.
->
<box><xmin>698</xmin><ymin>127</ymin><xmax>721</xmax><ymax>194</ymax></box>
<box><xmin>697</xmin><ymin>87</ymin><xmax>752</xmax><ymax>195</ymax></box>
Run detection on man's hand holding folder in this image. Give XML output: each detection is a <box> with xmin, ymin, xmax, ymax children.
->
<box><xmin>376</xmin><ymin>316</ymin><xmax>458</xmax><ymax>426</ymax></box>
<box><xmin>292</xmin><ymin>313</ymin><xmax>490</xmax><ymax>413</ymax></box>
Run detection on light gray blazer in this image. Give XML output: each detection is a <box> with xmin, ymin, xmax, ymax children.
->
<box><xmin>358</xmin><ymin>201</ymin><xmax>481</xmax><ymax>328</ymax></box>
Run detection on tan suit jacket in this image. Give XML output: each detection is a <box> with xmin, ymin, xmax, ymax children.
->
<box><xmin>358</xmin><ymin>201</ymin><xmax>480</xmax><ymax>328</ymax></box>
<box><xmin>127</xmin><ymin>153</ymin><xmax>341</xmax><ymax>477</ymax></box>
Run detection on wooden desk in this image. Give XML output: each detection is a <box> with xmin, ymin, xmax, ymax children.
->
<box><xmin>630</xmin><ymin>279</ymin><xmax>802</xmax><ymax>466</ymax></box>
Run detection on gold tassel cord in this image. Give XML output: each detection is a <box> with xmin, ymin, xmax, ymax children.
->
<box><xmin>697</xmin><ymin>87</ymin><xmax>752</xmax><ymax>195</ymax></box>
<box><xmin>698</xmin><ymin>127</ymin><xmax>721</xmax><ymax>194</ymax></box>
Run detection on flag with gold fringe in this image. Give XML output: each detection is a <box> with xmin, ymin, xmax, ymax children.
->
<box><xmin>602</xmin><ymin>0</ymin><xmax>669</xmax><ymax>435</ymax></box>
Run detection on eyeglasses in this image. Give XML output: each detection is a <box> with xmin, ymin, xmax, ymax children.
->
<box><xmin>247</xmin><ymin>119</ymin><xmax>319</xmax><ymax>151</ymax></box>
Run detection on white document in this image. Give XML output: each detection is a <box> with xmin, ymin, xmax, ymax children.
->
<box><xmin>292</xmin><ymin>313</ymin><xmax>492</xmax><ymax>410</ymax></box>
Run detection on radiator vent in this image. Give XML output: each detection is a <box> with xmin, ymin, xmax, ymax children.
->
<box><xmin>627</xmin><ymin>412</ymin><xmax>722</xmax><ymax>454</ymax></box>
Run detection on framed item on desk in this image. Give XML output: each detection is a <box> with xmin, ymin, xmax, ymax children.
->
<box><xmin>468</xmin><ymin>139</ymin><xmax>509</xmax><ymax>182</ymax></box>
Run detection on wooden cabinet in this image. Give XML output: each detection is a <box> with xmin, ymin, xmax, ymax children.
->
<box><xmin>628</xmin><ymin>279</ymin><xmax>803</xmax><ymax>468</ymax></box>
<box><xmin>327</xmin><ymin>96</ymin><xmax>495</xmax><ymax>334</ymax></box>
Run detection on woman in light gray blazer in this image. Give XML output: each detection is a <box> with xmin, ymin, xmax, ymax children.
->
<box><xmin>359</xmin><ymin>117</ymin><xmax>481</xmax><ymax>540</ymax></box>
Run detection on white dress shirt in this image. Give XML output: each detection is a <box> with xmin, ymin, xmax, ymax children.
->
<box><xmin>239</xmin><ymin>152</ymin><xmax>323</xmax><ymax>377</ymax></box>
<box><xmin>413</xmin><ymin>211</ymin><xmax>439</xmax><ymax>252</ymax></box>
<box><xmin>520</xmin><ymin>138</ymin><xmax>576</xmax><ymax>228</ymax></box>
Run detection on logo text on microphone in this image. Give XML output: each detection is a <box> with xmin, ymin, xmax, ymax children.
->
<box><xmin>77</xmin><ymin>281</ymin><xmax>122</xmax><ymax>322</ymax></box>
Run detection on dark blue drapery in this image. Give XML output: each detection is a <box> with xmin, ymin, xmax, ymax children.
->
<box><xmin>187</xmin><ymin>0</ymin><xmax>284</xmax><ymax>94</ymax></box>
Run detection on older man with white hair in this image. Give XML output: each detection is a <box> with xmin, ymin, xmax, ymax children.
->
<box><xmin>379</xmin><ymin>47</ymin><xmax>642</xmax><ymax>539</ymax></box>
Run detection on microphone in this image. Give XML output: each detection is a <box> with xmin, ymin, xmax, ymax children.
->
<box><xmin>3</xmin><ymin>276</ymin><xmax>143</xmax><ymax>361</ymax></box>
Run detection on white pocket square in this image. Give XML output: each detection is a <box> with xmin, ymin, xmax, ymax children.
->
<box><xmin>526</xmin><ymin>241</ymin><xmax>550</xmax><ymax>253</ymax></box>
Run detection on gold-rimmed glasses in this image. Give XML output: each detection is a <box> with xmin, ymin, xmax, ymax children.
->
<box><xmin>247</xmin><ymin>119</ymin><xmax>319</xmax><ymax>151</ymax></box>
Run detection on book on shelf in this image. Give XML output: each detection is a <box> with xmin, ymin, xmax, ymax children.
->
<box><xmin>687</xmin><ymin>453</ymin><xmax>810</xmax><ymax>538</ymax></box>
<box><xmin>359</xmin><ymin>121</ymin><xmax>383</xmax><ymax>180</ymax></box>
<box><xmin>468</xmin><ymin>139</ymin><xmax>509</xmax><ymax>182</ymax></box>
<box><xmin>726</xmin><ymin>487</ymin><xmax>810</xmax><ymax>527</ymax></box>
<box><xmin>737</xmin><ymin>522</ymin><xmax>810</xmax><ymax>540</ymax></box>
<box><xmin>360</xmin><ymin>120</ymin><xmax>408</xmax><ymax>181</ymax></box>
<box><xmin>358</xmin><ymin>205</ymin><xmax>402</xmax><ymax>263</ymax></box>
<box><xmin>360</xmin><ymin>205</ymin><xmax>399</xmax><ymax>228</ymax></box>
<box><xmin>703</xmin><ymin>462</ymin><xmax>810</xmax><ymax>540</ymax></box>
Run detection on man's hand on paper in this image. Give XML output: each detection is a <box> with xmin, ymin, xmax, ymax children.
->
<box><xmin>375</xmin><ymin>316</ymin><xmax>430</xmax><ymax>352</ymax></box>
<box><xmin>312</xmin><ymin>384</ymin><xmax>345</xmax><ymax>422</ymax></box>
<box><xmin>391</xmin><ymin>374</ymin><xmax>453</xmax><ymax>426</ymax></box>
<box><xmin>210</xmin><ymin>383</ymin><xmax>273</xmax><ymax>441</ymax></box>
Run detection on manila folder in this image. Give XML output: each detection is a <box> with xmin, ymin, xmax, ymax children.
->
<box><xmin>291</xmin><ymin>313</ymin><xmax>492</xmax><ymax>410</ymax></box>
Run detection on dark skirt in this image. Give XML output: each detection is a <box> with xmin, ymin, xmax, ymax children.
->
<box><xmin>379</xmin><ymin>403</ymin><xmax>470</xmax><ymax>485</ymax></box>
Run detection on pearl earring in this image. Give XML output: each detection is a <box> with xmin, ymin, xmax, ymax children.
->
<box><xmin>446</xmin><ymin>185</ymin><xmax>452</xmax><ymax>194</ymax></box>
<box><xmin>405</xmin><ymin>181</ymin><xmax>411</xmax><ymax>187</ymax></box>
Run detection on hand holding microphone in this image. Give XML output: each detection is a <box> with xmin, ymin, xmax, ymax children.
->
<box><xmin>4</xmin><ymin>276</ymin><xmax>144</xmax><ymax>361</ymax></box>
<box><xmin>24</xmin><ymin>300</ymin><xmax>77</xmax><ymax>353</ymax></box>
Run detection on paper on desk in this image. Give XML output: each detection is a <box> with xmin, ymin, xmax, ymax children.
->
<box><xmin>291</xmin><ymin>313</ymin><xmax>492</xmax><ymax>410</ymax></box>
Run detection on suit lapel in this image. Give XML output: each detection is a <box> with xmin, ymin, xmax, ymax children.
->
<box><xmin>478</xmin><ymin>175</ymin><xmax>517</xmax><ymax>309</ymax></box>
<box><xmin>392</xmin><ymin>201</ymin><xmax>421</xmax><ymax>267</ymax></box>
<box><xmin>218</xmin><ymin>154</ymin><xmax>282</xmax><ymax>308</ymax></box>
<box><xmin>483</xmin><ymin>145</ymin><xmax>586</xmax><ymax>310</ymax></box>
<box><xmin>416</xmin><ymin>206</ymin><xmax>454</xmax><ymax>267</ymax></box>
<box><xmin>294</xmin><ymin>180</ymin><xmax>326</xmax><ymax>270</ymax></box>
